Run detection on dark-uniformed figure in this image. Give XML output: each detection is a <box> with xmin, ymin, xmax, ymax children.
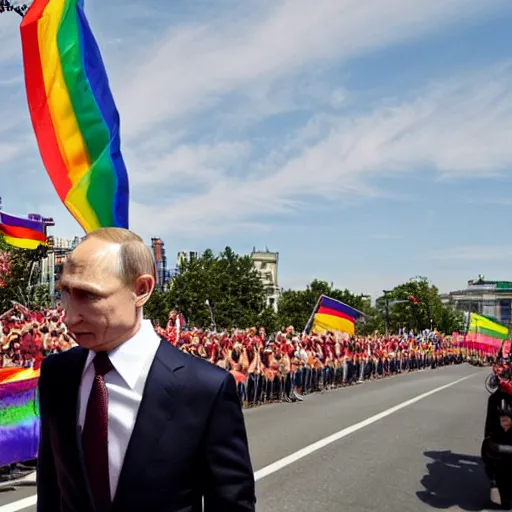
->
<box><xmin>482</xmin><ymin>387</ymin><xmax>512</xmax><ymax>510</ymax></box>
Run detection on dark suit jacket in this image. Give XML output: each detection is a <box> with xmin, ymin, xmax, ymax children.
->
<box><xmin>37</xmin><ymin>340</ymin><xmax>256</xmax><ymax>512</ymax></box>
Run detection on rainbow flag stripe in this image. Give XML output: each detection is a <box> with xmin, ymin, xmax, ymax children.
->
<box><xmin>312</xmin><ymin>296</ymin><xmax>363</xmax><ymax>336</ymax></box>
<box><xmin>457</xmin><ymin>313</ymin><xmax>510</xmax><ymax>356</ymax></box>
<box><xmin>468</xmin><ymin>313</ymin><xmax>509</xmax><ymax>340</ymax></box>
<box><xmin>0</xmin><ymin>212</ymin><xmax>47</xmax><ymax>250</ymax></box>
<box><xmin>0</xmin><ymin>368</ymin><xmax>40</xmax><ymax>467</ymax></box>
<box><xmin>20</xmin><ymin>0</ymin><xmax>129</xmax><ymax>233</ymax></box>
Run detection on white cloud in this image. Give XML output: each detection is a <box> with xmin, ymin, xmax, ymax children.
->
<box><xmin>330</xmin><ymin>88</ymin><xmax>349</xmax><ymax>109</ymax></box>
<box><xmin>116</xmin><ymin>0</ymin><xmax>507</xmax><ymax>139</ymax></box>
<box><xmin>0</xmin><ymin>14</ymin><xmax>21</xmax><ymax>64</ymax></box>
<box><xmin>128</xmin><ymin>141</ymin><xmax>250</xmax><ymax>188</ymax></box>
<box><xmin>0</xmin><ymin>75</ymin><xmax>22</xmax><ymax>86</ymax></box>
<box><xmin>1</xmin><ymin>0</ymin><xmax>510</xmax><ymax>248</ymax></box>
<box><xmin>0</xmin><ymin>142</ymin><xmax>23</xmax><ymax>165</ymax></box>
<box><xmin>432</xmin><ymin>246</ymin><xmax>512</xmax><ymax>262</ymax></box>
<box><xmin>131</xmin><ymin>62</ymin><xmax>512</xmax><ymax>237</ymax></box>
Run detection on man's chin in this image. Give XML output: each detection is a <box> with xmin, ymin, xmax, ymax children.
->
<box><xmin>73</xmin><ymin>333</ymin><xmax>96</xmax><ymax>347</ymax></box>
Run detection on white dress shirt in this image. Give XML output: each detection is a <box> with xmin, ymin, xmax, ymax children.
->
<box><xmin>78</xmin><ymin>319</ymin><xmax>161</xmax><ymax>500</ymax></box>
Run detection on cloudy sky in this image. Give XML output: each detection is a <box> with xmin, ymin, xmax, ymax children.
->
<box><xmin>1</xmin><ymin>0</ymin><xmax>511</xmax><ymax>298</ymax></box>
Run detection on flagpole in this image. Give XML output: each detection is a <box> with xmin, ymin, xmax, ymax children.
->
<box><xmin>303</xmin><ymin>294</ymin><xmax>323</xmax><ymax>335</ymax></box>
<box><xmin>205</xmin><ymin>299</ymin><xmax>216</xmax><ymax>332</ymax></box>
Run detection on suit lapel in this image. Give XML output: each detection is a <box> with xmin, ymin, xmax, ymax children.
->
<box><xmin>112</xmin><ymin>341</ymin><xmax>185</xmax><ymax>509</ymax></box>
<box><xmin>57</xmin><ymin>347</ymin><xmax>96</xmax><ymax>510</ymax></box>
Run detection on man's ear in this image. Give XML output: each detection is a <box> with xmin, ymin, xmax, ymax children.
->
<box><xmin>134</xmin><ymin>275</ymin><xmax>155</xmax><ymax>307</ymax></box>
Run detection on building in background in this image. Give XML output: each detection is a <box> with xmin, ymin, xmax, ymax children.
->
<box><xmin>169</xmin><ymin>251</ymin><xmax>199</xmax><ymax>279</ymax></box>
<box><xmin>27</xmin><ymin>213</ymin><xmax>55</xmax><ymax>232</ymax></box>
<box><xmin>177</xmin><ymin>251</ymin><xmax>199</xmax><ymax>265</ymax></box>
<box><xmin>40</xmin><ymin>236</ymin><xmax>81</xmax><ymax>300</ymax></box>
<box><xmin>40</xmin><ymin>236</ymin><xmax>81</xmax><ymax>282</ymax></box>
<box><xmin>151</xmin><ymin>237</ymin><xmax>171</xmax><ymax>290</ymax></box>
<box><xmin>251</xmin><ymin>247</ymin><xmax>280</xmax><ymax>311</ymax></box>
<box><xmin>440</xmin><ymin>275</ymin><xmax>512</xmax><ymax>326</ymax></box>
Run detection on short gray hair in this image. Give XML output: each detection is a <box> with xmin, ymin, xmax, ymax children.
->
<box><xmin>82</xmin><ymin>228</ymin><xmax>156</xmax><ymax>285</ymax></box>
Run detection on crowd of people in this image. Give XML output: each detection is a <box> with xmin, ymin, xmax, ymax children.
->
<box><xmin>0</xmin><ymin>303</ymin><xmax>71</xmax><ymax>369</ymax></box>
<box><xmin>1</xmin><ymin>304</ymin><xmax>469</xmax><ymax>405</ymax></box>
<box><xmin>157</xmin><ymin>311</ymin><xmax>466</xmax><ymax>404</ymax></box>
<box><xmin>4</xmin><ymin>303</ymin><xmax>511</xmax><ymax>504</ymax></box>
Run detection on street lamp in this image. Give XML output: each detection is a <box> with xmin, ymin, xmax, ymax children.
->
<box><xmin>383</xmin><ymin>290</ymin><xmax>392</xmax><ymax>334</ymax></box>
<box><xmin>1</xmin><ymin>1</ymin><xmax>30</xmax><ymax>16</ymax></box>
<box><xmin>0</xmin><ymin>1</ymin><xmax>29</xmax><ymax>16</ymax></box>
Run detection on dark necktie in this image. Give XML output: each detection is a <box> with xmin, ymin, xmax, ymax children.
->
<box><xmin>82</xmin><ymin>352</ymin><xmax>113</xmax><ymax>512</ymax></box>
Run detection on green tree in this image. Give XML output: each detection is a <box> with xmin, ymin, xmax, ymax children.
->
<box><xmin>154</xmin><ymin>247</ymin><xmax>268</xmax><ymax>330</ymax></box>
<box><xmin>437</xmin><ymin>304</ymin><xmax>465</xmax><ymax>334</ymax></box>
<box><xmin>276</xmin><ymin>280</ymin><xmax>333</xmax><ymax>331</ymax></box>
<box><xmin>144</xmin><ymin>289</ymin><xmax>171</xmax><ymax>327</ymax></box>
<box><xmin>258</xmin><ymin>306</ymin><xmax>278</xmax><ymax>335</ymax></box>
<box><xmin>276</xmin><ymin>279</ymin><xmax>382</xmax><ymax>334</ymax></box>
<box><xmin>356</xmin><ymin>309</ymin><xmax>386</xmax><ymax>336</ymax></box>
<box><xmin>376</xmin><ymin>277</ymin><xmax>464</xmax><ymax>334</ymax></box>
<box><xmin>30</xmin><ymin>284</ymin><xmax>52</xmax><ymax>309</ymax></box>
<box><xmin>0</xmin><ymin>235</ymin><xmax>49</xmax><ymax>310</ymax></box>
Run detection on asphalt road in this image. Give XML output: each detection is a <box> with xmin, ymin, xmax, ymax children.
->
<box><xmin>0</xmin><ymin>364</ymin><xmax>494</xmax><ymax>512</ymax></box>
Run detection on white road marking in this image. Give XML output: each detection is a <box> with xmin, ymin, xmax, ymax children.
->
<box><xmin>254</xmin><ymin>373</ymin><xmax>478</xmax><ymax>481</ymax></box>
<box><xmin>0</xmin><ymin>372</ymin><xmax>479</xmax><ymax>511</ymax></box>
<box><xmin>0</xmin><ymin>496</ymin><xmax>37</xmax><ymax>512</ymax></box>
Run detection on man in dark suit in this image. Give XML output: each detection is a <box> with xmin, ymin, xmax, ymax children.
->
<box><xmin>37</xmin><ymin>228</ymin><xmax>256</xmax><ymax>512</ymax></box>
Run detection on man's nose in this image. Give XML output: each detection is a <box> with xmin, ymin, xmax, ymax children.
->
<box><xmin>64</xmin><ymin>302</ymin><xmax>81</xmax><ymax>327</ymax></box>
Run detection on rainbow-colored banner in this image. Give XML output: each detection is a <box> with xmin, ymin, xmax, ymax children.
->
<box><xmin>0</xmin><ymin>212</ymin><xmax>47</xmax><ymax>250</ymax></box>
<box><xmin>309</xmin><ymin>295</ymin><xmax>364</xmax><ymax>336</ymax></box>
<box><xmin>20</xmin><ymin>0</ymin><xmax>129</xmax><ymax>233</ymax></box>
<box><xmin>0</xmin><ymin>368</ymin><xmax>40</xmax><ymax>467</ymax></box>
<box><xmin>455</xmin><ymin>313</ymin><xmax>510</xmax><ymax>357</ymax></box>
<box><xmin>468</xmin><ymin>313</ymin><xmax>509</xmax><ymax>340</ymax></box>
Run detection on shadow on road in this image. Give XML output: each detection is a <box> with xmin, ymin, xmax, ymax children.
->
<box><xmin>417</xmin><ymin>450</ymin><xmax>499</xmax><ymax>511</ymax></box>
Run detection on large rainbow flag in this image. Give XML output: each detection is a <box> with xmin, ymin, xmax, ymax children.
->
<box><xmin>20</xmin><ymin>0</ymin><xmax>129</xmax><ymax>233</ymax></box>
<box><xmin>0</xmin><ymin>368</ymin><xmax>40</xmax><ymax>467</ymax></box>
<box><xmin>307</xmin><ymin>295</ymin><xmax>365</xmax><ymax>336</ymax></box>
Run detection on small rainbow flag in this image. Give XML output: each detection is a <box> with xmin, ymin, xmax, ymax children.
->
<box><xmin>468</xmin><ymin>313</ymin><xmax>509</xmax><ymax>341</ymax></box>
<box><xmin>307</xmin><ymin>295</ymin><xmax>365</xmax><ymax>336</ymax></box>
<box><xmin>0</xmin><ymin>212</ymin><xmax>47</xmax><ymax>250</ymax></box>
<box><xmin>0</xmin><ymin>367</ymin><xmax>40</xmax><ymax>467</ymax></box>
<box><xmin>463</xmin><ymin>313</ymin><xmax>509</xmax><ymax>355</ymax></box>
<box><xmin>20</xmin><ymin>0</ymin><xmax>129</xmax><ymax>233</ymax></box>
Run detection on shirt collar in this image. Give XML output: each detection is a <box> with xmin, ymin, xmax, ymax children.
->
<box><xmin>83</xmin><ymin>319</ymin><xmax>161</xmax><ymax>389</ymax></box>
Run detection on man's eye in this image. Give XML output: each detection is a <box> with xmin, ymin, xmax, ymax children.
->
<box><xmin>76</xmin><ymin>290</ymin><xmax>99</xmax><ymax>301</ymax></box>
